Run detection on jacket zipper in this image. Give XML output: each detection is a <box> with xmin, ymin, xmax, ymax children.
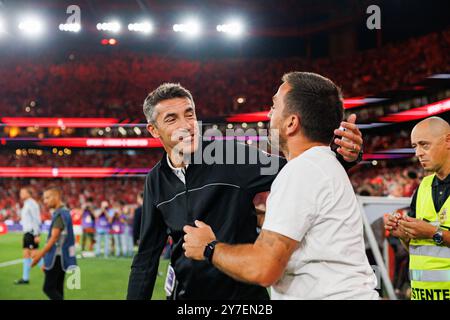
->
<box><xmin>182</xmin><ymin>168</ymin><xmax>193</xmax><ymax>225</ymax></box>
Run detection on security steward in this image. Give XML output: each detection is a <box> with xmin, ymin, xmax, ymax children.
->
<box><xmin>31</xmin><ymin>186</ymin><xmax>77</xmax><ymax>300</ymax></box>
<box><xmin>386</xmin><ymin>116</ymin><xmax>450</xmax><ymax>300</ymax></box>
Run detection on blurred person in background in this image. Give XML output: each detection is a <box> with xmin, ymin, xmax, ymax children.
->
<box><xmin>95</xmin><ymin>201</ymin><xmax>111</xmax><ymax>258</ymax></box>
<box><xmin>71</xmin><ymin>207</ymin><xmax>83</xmax><ymax>248</ymax></box>
<box><xmin>122</xmin><ymin>204</ymin><xmax>135</xmax><ymax>257</ymax></box>
<box><xmin>15</xmin><ymin>187</ymin><xmax>42</xmax><ymax>285</ymax></box>
<box><xmin>132</xmin><ymin>192</ymin><xmax>143</xmax><ymax>246</ymax></box>
<box><xmin>81</xmin><ymin>201</ymin><xmax>96</xmax><ymax>252</ymax></box>
<box><xmin>110</xmin><ymin>201</ymin><xmax>125</xmax><ymax>257</ymax></box>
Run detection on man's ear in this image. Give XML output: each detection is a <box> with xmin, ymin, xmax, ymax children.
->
<box><xmin>147</xmin><ymin>123</ymin><xmax>160</xmax><ymax>139</ymax></box>
<box><xmin>286</xmin><ymin>114</ymin><xmax>300</xmax><ymax>136</ymax></box>
<box><xmin>445</xmin><ymin>132</ymin><xmax>450</xmax><ymax>150</ymax></box>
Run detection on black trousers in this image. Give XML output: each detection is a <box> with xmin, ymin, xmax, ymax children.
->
<box><xmin>43</xmin><ymin>256</ymin><xmax>65</xmax><ymax>300</ymax></box>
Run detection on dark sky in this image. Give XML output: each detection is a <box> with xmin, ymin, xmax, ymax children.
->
<box><xmin>0</xmin><ymin>0</ymin><xmax>449</xmax><ymax>58</ymax></box>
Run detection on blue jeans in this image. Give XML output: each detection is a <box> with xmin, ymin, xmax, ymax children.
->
<box><xmin>112</xmin><ymin>233</ymin><xmax>123</xmax><ymax>257</ymax></box>
<box><xmin>121</xmin><ymin>227</ymin><xmax>134</xmax><ymax>257</ymax></box>
<box><xmin>95</xmin><ymin>232</ymin><xmax>110</xmax><ymax>257</ymax></box>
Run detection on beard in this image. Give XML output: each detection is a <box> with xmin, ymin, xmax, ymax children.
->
<box><xmin>268</xmin><ymin>127</ymin><xmax>287</xmax><ymax>155</ymax></box>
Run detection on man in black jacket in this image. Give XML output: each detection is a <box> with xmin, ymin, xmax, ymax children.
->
<box><xmin>126</xmin><ymin>82</ymin><xmax>363</xmax><ymax>300</ymax></box>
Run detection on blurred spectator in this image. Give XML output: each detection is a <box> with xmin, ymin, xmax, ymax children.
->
<box><xmin>81</xmin><ymin>201</ymin><xmax>96</xmax><ymax>252</ymax></box>
<box><xmin>132</xmin><ymin>192</ymin><xmax>143</xmax><ymax>246</ymax></box>
<box><xmin>110</xmin><ymin>201</ymin><xmax>126</xmax><ymax>257</ymax></box>
<box><xmin>121</xmin><ymin>204</ymin><xmax>134</xmax><ymax>257</ymax></box>
<box><xmin>71</xmin><ymin>207</ymin><xmax>83</xmax><ymax>247</ymax></box>
<box><xmin>94</xmin><ymin>201</ymin><xmax>112</xmax><ymax>258</ymax></box>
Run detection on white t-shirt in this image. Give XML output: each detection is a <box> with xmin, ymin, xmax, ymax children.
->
<box><xmin>262</xmin><ymin>146</ymin><xmax>379</xmax><ymax>300</ymax></box>
<box><xmin>167</xmin><ymin>154</ymin><xmax>188</xmax><ymax>184</ymax></box>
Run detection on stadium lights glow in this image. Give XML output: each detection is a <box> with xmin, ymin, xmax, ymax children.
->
<box><xmin>96</xmin><ymin>21</ymin><xmax>121</xmax><ymax>33</ymax></box>
<box><xmin>133</xmin><ymin>127</ymin><xmax>142</xmax><ymax>135</ymax></box>
<box><xmin>118</xmin><ymin>127</ymin><xmax>127</xmax><ymax>136</ymax></box>
<box><xmin>0</xmin><ymin>18</ymin><xmax>5</xmax><ymax>34</ymax></box>
<box><xmin>18</xmin><ymin>16</ymin><xmax>45</xmax><ymax>36</ymax></box>
<box><xmin>217</xmin><ymin>21</ymin><xmax>244</xmax><ymax>37</ymax></box>
<box><xmin>128</xmin><ymin>22</ymin><xmax>153</xmax><ymax>34</ymax></box>
<box><xmin>59</xmin><ymin>23</ymin><xmax>81</xmax><ymax>32</ymax></box>
<box><xmin>173</xmin><ymin>19</ymin><xmax>201</xmax><ymax>37</ymax></box>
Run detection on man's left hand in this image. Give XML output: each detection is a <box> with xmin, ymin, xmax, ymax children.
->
<box><xmin>398</xmin><ymin>216</ymin><xmax>437</xmax><ymax>240</ymax></box>
<box><xmin>183</xmin><ymin>220</ymin><xmax>216</xmax><ymax>261</ymax></box>
<box><xmin>333</xmin><ymin>113</ymin><xmax>363</xmax><ymax>162</ymax></box>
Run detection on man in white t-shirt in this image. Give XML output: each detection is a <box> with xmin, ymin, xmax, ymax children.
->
<box><xmin>183</xmin><ymin>71</ymin><xmax>378</xmax><ymax>300</ymax></box>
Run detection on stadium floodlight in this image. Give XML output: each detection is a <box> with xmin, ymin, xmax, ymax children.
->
<box><xmin>59</xmin><ymin>23</ymin><xmax>81</xmax><ymax>32</ymax></box>
<box><xmin>173</xmin><ymin>19</ymin><xmax>201</xmax><ymax>37</ymax></box>
<box><xmin>128</xmin><ymin>22</ymin><xmax>153</xmax><ymax>34</ymax></box>
<box><xmin>217</xmin><ymin>20</ymin><xmax>244</xmax><ymax>37</ymax></box>
<box><xmin>18</xmin><ymin>16</ymin><xmax>45</xmax><ymax>36</ymax></box>
<box><xmin>96</xmin><ymin>21</ymin><xmax>121</xmax><ymax>33</ymax></box>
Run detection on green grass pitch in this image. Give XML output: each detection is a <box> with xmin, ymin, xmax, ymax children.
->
<box><xmin>0</xmin><ymin>232</ymin><xmax>169</xmax><ymax>300</ymax></box>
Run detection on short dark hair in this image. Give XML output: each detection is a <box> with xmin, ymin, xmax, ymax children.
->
<box><xmin>281</xmin><ymin>72</ymin><xmax>344</xmax><ymax>144</ymax></box>
<box><xmin>143</xmin><ymin>83</ymin><xmax>195</xmax><ymax>124</ymax></box>
<box><xmin>43</xmin><ymin>185</ymin><xmax>62</xmax><ymax>197</ymax></box>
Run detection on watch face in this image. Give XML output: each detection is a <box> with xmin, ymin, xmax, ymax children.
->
<box><xmin>433</xmin><ymin>233</ymin><xmax>444</xmax><ymax>244</ymax></box>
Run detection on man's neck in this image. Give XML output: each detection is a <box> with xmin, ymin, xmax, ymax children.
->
<box><xmin>436</xmin><ymin>159</ymin><xmax>450</xmax><ymax>180</ymax></box>
<box><xmin>167</xmin><ymin>153</ymin><xmax>187</xmax><ymax>169</ymax></box>
<box><xmin>284</xmin><ymin>138</ymin><xmax>327</xmax><ymax>161</ymax></box>
<box><xmin>53</xmin><ymin>203</ymin><xmax>63</xmax><ymax>211</ymax></box>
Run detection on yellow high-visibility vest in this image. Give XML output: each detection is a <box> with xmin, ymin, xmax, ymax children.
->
<box><xmin>409</xmin><ymin>173</ymin><xmax>450</xmax><ymax>300</ymax></box>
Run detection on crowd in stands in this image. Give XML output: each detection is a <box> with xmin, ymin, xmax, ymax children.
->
<box><xmin>0</xmin><ymin>150</ymin><xmax>162</xmax><ymax>168</ymax></box>
<box><xmin>349</xmin><ymin>162</ymin><xmax>422</xmax><ymax>198</ymax></box>
<box><xmin>0</xmin><ymin>28</ymin><xmax>448</xmax><ymax>121</ymax></box>
<box><xmin>363</xmin><ymin>130</ymin><xmax>412</xmax><ymax>153</ymax></box>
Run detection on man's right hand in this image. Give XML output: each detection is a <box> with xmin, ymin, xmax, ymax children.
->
<box><xmin>384</xmin><ymin>213</ymin><xmax>410</xmax><ymax>240</ymax></box>
<box><xmin>34</xmin><ymin>235</ymin><xmax>40</xmax><ymax>244</ymax></box>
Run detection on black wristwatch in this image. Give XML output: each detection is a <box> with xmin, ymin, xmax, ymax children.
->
<box><xmin>203</xmin><ymin>240</ymin><xmax>218</xmax><ymax>264</ymax></box>
<box><xmin>433</xmin><ymin>228</ymin><xmax>444</xmax><ymax>245</ymax></box>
